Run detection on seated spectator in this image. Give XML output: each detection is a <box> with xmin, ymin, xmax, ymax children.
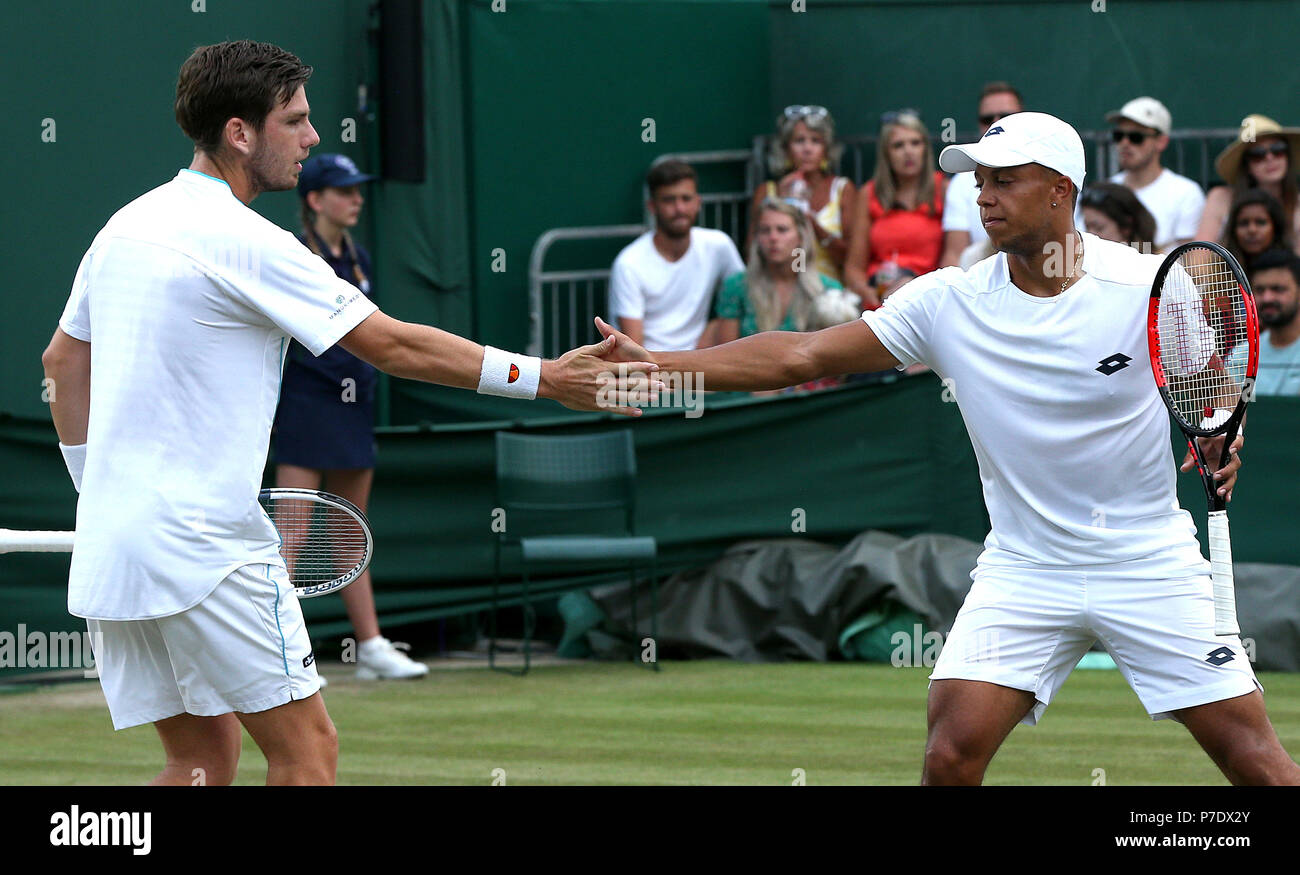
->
<box><xmin>747</xmin><ymin>105</ymin><xmax>856</xmax><ymax>283</ymax></box>
<box><xmin>610</xmin><ymin>160</ymin><xmax>744</xmax><ymax>350</ymax></box>
<box><xmin>711</xmin><ymin>198</ymin><xmax>860</xmax><ymax>345</ymax></box>
<box><xmin>1102</xmin><ymin>97</ymin><xmax>1205</xmax><ymax>249</ymax></box>
<box><xmin>1198</xmin><ymin>114</ymin><xmax>1300</xmax><ymax>251</ymax></box>
<box><xmin>1220</xmin><ymin>188</ymin><xmax>1292</xmax><ymax>272</ymax></box>
<box><xmin>941</xmin><ymin>81</ymin><xmax>1023</xmax><ymax>267</ymax></box>
<box><xmin>1228</xmin><ymin>249</ymin><xmax>1300</xmax><ymax>395</ymax></box>
<box><xmin>845</xmin><ymin>111</ymin><xmax>946</xmax><ymax>305</ymax></box>
<box><xmin>1079</xmin><ymin>182</ymin><xmax>1158</xmax><ymax>252</ymax></box>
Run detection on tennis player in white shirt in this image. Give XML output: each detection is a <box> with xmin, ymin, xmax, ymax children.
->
<box><xmin>40</xmin><ymin>40</ymin><xmax>657</xmax><ymax>786</ymax></box>
<box><xmin>595</xmin><ymin>112</ymin><xmax>1300</xmax><ymax>785</ymax></box>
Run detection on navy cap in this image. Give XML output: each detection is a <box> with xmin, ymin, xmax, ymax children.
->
<box><xmin>297</xmin><ymin>154</ymin><xmax>376</xmax><ymax>197</ymax></box>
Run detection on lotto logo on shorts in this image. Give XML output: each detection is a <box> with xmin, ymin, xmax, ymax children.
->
<box><xmin>1205</xmin><ymin>646</ymin><xmax>1235</xmax><ymax>666</ymax></box>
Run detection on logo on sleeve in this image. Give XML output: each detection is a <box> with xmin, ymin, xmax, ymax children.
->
<box><xmin>1096</xmin><ymin>353</ymin><xmax>1132</xmax><ymax>375</ymax></box>
<box><xmin>1205</xmin><ymin>646</ymin><xmax>1235</xmax><ymax>666</ymax></box>
<box><xmin>303</xmin><ymin>652</ymin><xmax>315</xmax><ymax>668</ymax></box>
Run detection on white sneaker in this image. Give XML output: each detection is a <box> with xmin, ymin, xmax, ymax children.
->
<box><xmin>356</xmin><ymin>638</ymin><xmax>429</xmax><ymax>681</ymax></box>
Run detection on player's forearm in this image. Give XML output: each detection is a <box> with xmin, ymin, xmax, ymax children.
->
<box><xmin>379</xmin><ymin>320</ymin><xmax>484</xmax><ymax>390</ymax></box>
<box><xmin>652</xmin><ymin>331</ymin><xmax>814</xmax><ymax>392</ymax></box>
<box><xmin>42</xmin><ymin>338</ymin><xmax>91</xmax><ymax>445</ymax></box>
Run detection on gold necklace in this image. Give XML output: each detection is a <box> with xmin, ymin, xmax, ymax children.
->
<box><xmin>1060</xmin><ymin>233</ymin><xmax>1083</xmax><ymax>294</ymax></box>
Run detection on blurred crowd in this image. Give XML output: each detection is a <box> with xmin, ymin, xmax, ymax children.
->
<box><xmin>608</xmin><ymin>85</ymin><xmax>1300</xmax><ymax>395</ymax></box>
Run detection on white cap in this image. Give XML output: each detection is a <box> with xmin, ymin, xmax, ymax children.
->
<box><xmin>939</xmin><ymin>111</ymin><xmax>1086</xmax><ymax>194</ymax></box>
<box><xmin>1106</xmin><ymin>97</ymin><xmax>1171</xmax><ymax>135</ymax></box>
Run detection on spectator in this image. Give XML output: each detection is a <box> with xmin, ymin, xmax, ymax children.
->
<box><xmin>1079</xmin><ymin>182</ymin><xmax>1158</xmax><ymax>251</ymax></box>
<box><xmin>747</xmin><ymin>105</ymin><xmax>856</xmax><ymax>283</ymax></box>
<box><xmin>1229</xmin><ymin>249</ymin><xmax>1300</xmax><ymax>395</ymax></box>
<box><xmin>610</xmin><ymin>160</ymin><xmax>744</xmax><ymax>350</ymax></box>
<box><xmin>940</xmin><ymin>82</ymin><xmax>1023</xmax><ymax>268</ymax></box>
<box><xmin>1220</xmin><ymin>189</ymin><xmax>1293</xmax><ymax>272</ymax></box>
<box><xmin>1198</xmin><ymin>114</ymin><xmax>1300</xmax><ymax>250</ymax></box>
<box><xmin>846</xmin><ymin>111</ymin><xmax>946</xmax><ymax>304</ymax></box>
<box><xmin>712</xmin><ymin>198</ymin><xmax>860</xmax><ymax>344</ymax></box>
<box><xmin>273</xmin><ymin>154</ymin><xmax>428</xmax><ymax>682</ymax></box>
<box><xmin>1101</xmin><ymin>97</ymin><xmax>1205</xmax><ymax>250</ymax></box>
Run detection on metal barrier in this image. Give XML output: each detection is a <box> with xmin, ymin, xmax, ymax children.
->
<box><xmin>527</xmin><ymin>224</ymin><xmax>646</xmax><ymax>358</ymax></box>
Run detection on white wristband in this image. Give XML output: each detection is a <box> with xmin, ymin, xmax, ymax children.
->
<box><xmin>59</xmin><ymin>442</ymin><xmax>87</xmax><ymax>493</ymax></box>
<box><xmin>476</xmin><ymin>346</ymin><xmax>541</xmax><ymax>400</ymax></box>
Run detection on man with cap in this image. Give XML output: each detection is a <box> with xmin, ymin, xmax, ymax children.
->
<box><xmin>592</xmin><ymin>111</ymin><xmax>1299</xmax><ymax>785</ymax></box>
<box><xmin>1103</xmin><ymin>97</ymin><xmax>1205</xmax><ymax>250</ymax></box>
<box><xmin>274</xmin><ymin>154</ymin><xmax>429</xmax><ymax>683</ymax></box>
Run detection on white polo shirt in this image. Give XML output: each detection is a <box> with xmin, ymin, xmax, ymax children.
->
<box><xmin>1109</xmin><ymin>168</ymin><xmax>1206</xmax><ymax>250</ymax></box>
<box><xmin>941</xmin><ymin>172</ymin><xmax>989</xmax><ymax>245</ymax></box>
<box><xmin>609</xmin><ymin>228</ymin><xmax>744</xmax><ymax>350</ymax></box>
<box><xmin>861</xmin><ymin>233</ymin><xmax>1208</xmax><ymax>573</ymax></box>
<box><xmin>59</xmin><ymin>169</ymin><xmax>377</xmax><ymax>620</ymax></box>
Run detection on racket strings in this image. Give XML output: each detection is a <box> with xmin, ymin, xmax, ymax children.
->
<box><xmin>1157</xmin><ymin>249</ymin><xmax>1249</xmax><ymax>425</ymax></box>
<box><xmin>263</xmin><ymin>498</ymin><xmax>368</xmax><ymax>587</ymax></box>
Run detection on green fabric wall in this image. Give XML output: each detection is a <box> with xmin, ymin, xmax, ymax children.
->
<box><xmin>2</xmin><ymin>0</ymin><xmax>375</xmax><ymax>421</ymax></box>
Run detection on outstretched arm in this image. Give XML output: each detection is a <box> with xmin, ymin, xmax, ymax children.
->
<box><xmin>340</xmin><ymin>310</ymin><xmax>660</xmax><ymax>416</ymax></box>
<box><xmin>594</xmin><ymin>316</ymin><xmax>899</xmax><ymax>392</ymax></box>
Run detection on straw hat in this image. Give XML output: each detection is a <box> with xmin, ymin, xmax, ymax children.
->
<box><xmin>1215</xmin><ymin>114</ymin><xmax>1300</xmax><ymax>184</ymax></box>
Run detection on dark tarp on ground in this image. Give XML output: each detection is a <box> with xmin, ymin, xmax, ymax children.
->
<box><xmin>580</xmin><ymin>530</ymin><xmax>1300</xmax><ymax>672</ymax></box>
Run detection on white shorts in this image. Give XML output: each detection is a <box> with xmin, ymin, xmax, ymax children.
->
<box><xmin>88</xmin><ymin>563</ymin><xmax>321</xmax><ymax>730</ymax></box>
<box><xmin>930</xmin><ymin>563</ymin><xmax>1262</xmax><ymax>725</ymax></box>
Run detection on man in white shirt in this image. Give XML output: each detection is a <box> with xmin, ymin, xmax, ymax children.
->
<box><xmin>1229</xmin><ymin>249</ymin><xmax>1300</xmax><ymax>395</ymax></box>
<box><xmin>609</xmin><ymin>161</ymin><xmax>744</xmax><ymax>350</ymax></box>
<box><xmin>1104</xmin><ymin>97</ymin><xmax>1206</xmax><ymax>250</ymax></box>
<box><xmin>40</xmin><ymin>40</ymin><xmax>657</xmax><ymax>786</ymax></box>
<box><xmin>939</xmin><ymin>82</ymin><xmax>1023</xmax><ymax>268</ymax></box>
<box><xmin>595</xmin><ymin>112</ymin><xmax>1300</xmax><ymax>785</ymax></box>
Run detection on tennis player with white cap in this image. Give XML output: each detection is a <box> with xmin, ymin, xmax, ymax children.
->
<box><xmin>595</xmin><ymin>111</ymin><xmax>1299</xmax><ymax>784</ymax></box>
<box><xmin>40</xmin><ymin>40</ymin><xmax>657</xmax><ymax>786</ymax></box>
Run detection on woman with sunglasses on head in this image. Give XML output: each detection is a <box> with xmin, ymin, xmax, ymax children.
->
<box><xmin>1220</xmin><ymin>188</ymin><xmax>1293</xmax><ymax>272</ymax></box>
<box><xmin>748</xmin><ymin>105</ymin><xmax>856</xmax><ymax>286</ymax></box>
<box><xmin>1196</xmin><ymin>115</ymin><xmax>1300</xmax><ymax>254</ymax></box>
<box><xmin>1078</xmin><ymin>182</ymin><xmax>1158</xmax><ymax>252</ymax></box>
<box><xmin>845</xmin><ymin>111</ymin><xmax>946</xmax><ymax>306</ymax></box>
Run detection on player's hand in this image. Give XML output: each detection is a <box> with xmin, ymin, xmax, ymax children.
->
<box><xmin>1181</xmin><ymin>433</ymin><xmax>1244</xmax><ymax>501</ymax></box>
<box><xmin>541</xmin><ymin>333</ymin><xmax>662</xmax><ymax>417</ymax></box>
<box><xmin>593</xmin><ymin>317</ymin><xmax>655</xmax><ymax>365</ymax></box>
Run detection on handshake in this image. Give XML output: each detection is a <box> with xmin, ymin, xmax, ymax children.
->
<box><xmin>537</xmin><ymin>318</ymin><xmax>664</xmax><ymax>416</ymax></box>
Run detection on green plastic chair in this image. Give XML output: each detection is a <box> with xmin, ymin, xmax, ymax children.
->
<box><xmin>490</xmin><ymin>430</ymin><xmax>659</xmax><ymax>675</ymax></box>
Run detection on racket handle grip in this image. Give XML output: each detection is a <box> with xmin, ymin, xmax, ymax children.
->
<box><xmin>1208</xmin><ymin>510</ymin><xmax>1239</xmax><ymax>636</ymax></box>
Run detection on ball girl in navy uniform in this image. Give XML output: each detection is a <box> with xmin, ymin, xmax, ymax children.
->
<box><xmin>274</xmin><ymin>154</ymin><xmax>427</xmax><ymax>681</ymax></box>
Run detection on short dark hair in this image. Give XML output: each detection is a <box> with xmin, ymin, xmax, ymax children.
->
<box><xmin>1222</xmin><ymin>187</ymin><xmax>1293</xmax><ymax>267</ymax></box>
<box><xmin>1078</xmin><ymin>181</ymin><xmax>1156</xmax><ymax>248</ymax></box>
<box><xmin>175</xmin><ymin>40</ymin><xmax>313</xmax><ymax>155</ymax></box>
<box><xmin>1249</xmin><ymin>248</ymin><xmax>1300</xmax><ymax>287</ymax></box>
<box><xmin>646</xmin><ymin>160</ymin><xmax>697</xmax><ymax>196</ymax></box>
<box><xmin>980</xmin><ymin>81</ymin><xmax>1023</xmax><ymax>106</ymax></box>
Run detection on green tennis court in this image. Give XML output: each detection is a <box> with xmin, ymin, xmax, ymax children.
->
<box><xmin>4</xmin><ymin>661</ymin><xmax>1297</xmax><ymax>785</ymax></box>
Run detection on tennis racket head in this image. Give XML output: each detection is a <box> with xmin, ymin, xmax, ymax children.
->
<box><xmin>1147</xmin><ymin>240</ymin><xmax>1259</xmax><ymax>439</ymax></box>
<box><xmin>259</xmin><ymin>488</ymin><xmax>373</xmax><ymax>598</ymax></box>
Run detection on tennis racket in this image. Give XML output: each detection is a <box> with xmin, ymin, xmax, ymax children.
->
<box><xmin>1148</xmin><ymin>241</ymin><xmax>1258</xmax><ymax>636</ymax></box>
<box><xmin>0</xmin><ymin>487</ymin><xmax>373</xmax><ymax>599</ymax></box>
